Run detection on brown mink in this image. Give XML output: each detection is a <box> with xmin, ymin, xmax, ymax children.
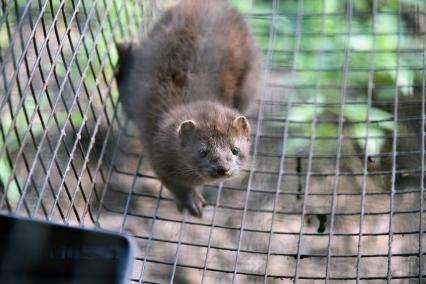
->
<box><xmin>117</xmin><ymin>0</ymin><xmax>261</xmax><ymax>217</ymax></box>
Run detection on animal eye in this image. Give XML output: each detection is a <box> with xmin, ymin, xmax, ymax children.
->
<box><xmin>231</xmin><ymin>146</ymin><xmax>240</xmax><ymax>156</ymax></box>
<box><xmin>199</xmin><ymin>148</ymin><xmax>208</xmax><ymax>158</ymax></box>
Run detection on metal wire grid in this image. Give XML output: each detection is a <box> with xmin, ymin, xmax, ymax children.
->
<box><xmin>0</xmin><ymin>0</ymin><xmax>147</xmax><ymax>219</ymax></box>
<box><xmin>1</xmin><ymin>0</ymin><xmax>426</xmax><ymax>283</ymax></box>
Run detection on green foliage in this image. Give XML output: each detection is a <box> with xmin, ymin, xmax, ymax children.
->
<box><xmin>230</xmin><ymin>0</ymin><xmax>424</xmax><ymax>157</ymax></box>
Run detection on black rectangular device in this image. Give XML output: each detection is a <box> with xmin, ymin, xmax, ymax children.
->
<box><xmin>0</xmin><ymin>214</ymin><xmax>133</xmax><ymax>284</ymax></box>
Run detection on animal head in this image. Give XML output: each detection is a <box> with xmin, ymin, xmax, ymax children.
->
<box><xmin>177</xmin><ymin>116</ymin><xmax>250</xmax><ymax>181</ymax></box>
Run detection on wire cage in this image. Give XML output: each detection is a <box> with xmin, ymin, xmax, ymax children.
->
<box><xmin>0</xmin><ymin>0</ymin><xmax>425</xmax><ymax>282</ymax></box>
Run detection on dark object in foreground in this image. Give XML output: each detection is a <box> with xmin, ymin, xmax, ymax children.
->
<box><xmin>0</xmin><ymin>214</ymin><xmax>133</xmax><ymax>284</ymax></box>
<box><xmin>117</xmin><ymin>0</ymin><xmax>261</xmax><ymax>217</ymax></box>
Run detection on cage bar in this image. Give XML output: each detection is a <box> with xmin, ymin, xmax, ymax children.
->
<box><xmin>0</xmin><ymin>0</ymin><xmax>425</xmax><ymax>282</ymax></box>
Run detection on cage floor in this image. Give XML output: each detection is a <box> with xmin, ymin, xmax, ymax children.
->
<box><xmin>96</xmin><ymin>79</ymin><xmax>425</xmax><ymax>283</ymax></box>
<box><xmin>0</xmin><ymin>0</ymin><xmax>425</xmax><ymax>283</ymax></box>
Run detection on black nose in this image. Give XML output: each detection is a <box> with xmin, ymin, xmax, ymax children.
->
<box><xmin>215</xmin><ymin>166</ymin><xmax>229</xmax><ymax>176</ymax></box>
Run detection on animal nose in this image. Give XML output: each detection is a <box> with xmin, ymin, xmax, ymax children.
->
<box><xmin>215</xmin><ymin>166</ymin><xmax>230</xmax><ymax>176</ymax></box>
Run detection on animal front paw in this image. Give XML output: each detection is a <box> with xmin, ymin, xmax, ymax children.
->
<box><xmin>175</xmin><ymin>188</ymin><xmax>206</xmax><ymax>218</ymax></box>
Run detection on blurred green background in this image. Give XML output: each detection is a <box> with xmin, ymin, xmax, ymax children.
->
<box><xmin>232</xmin><ymin>0</ymin><xmax>424</xmax><ymax>154</ymax></box>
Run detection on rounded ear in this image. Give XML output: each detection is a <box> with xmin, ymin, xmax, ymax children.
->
<box><xmin>115</xmin><ymin>41</ymin><xmax>132</xmax><ymax>83</ymax></box>
<box><xmin>232</xmin><ymin>116</ymin><xmax>250</xmax><ymax>136</ymax></box>
<box><xmin>115</xmin><ymin>41</ymin><xmax>132</xmax><ymax>58</ymax></box>
<box><xmin>178</xmin><ymin>120</ymin><xmax>197</xmax><ymax>138</ymax></box>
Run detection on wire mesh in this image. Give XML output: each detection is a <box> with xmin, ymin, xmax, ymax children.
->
<box><xmin>0</xmin><ymin>0</ymin><xmax>425</xmax><ymax>282</ymax></box>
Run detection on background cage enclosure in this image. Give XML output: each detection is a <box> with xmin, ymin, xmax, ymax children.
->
<box><xmin>0</xmin><ymin>0</ymin><xmax>425</xmax><ymax>282</ymax></box>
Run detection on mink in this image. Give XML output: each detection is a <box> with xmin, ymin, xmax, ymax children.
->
<box><xmin>117</xmin><ymin>0</ymin><xmax>261</xmax><ymax>217</ymax></box>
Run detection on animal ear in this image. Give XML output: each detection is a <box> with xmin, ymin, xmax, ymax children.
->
<box><xmin>178</xmin><ymin>120</ymin><xmax>197</xmax><ymax>138</ymax></box>
<box><xmin>115</xmin><ymin>41</ymin><xmax>132</xmax><ymax>83</ymax></box>
<box><xmin>115</xmin><ymin>41</ymin><xmax>132</xmax><ymax>58</ymax></box>
<box><xmin>232</xmin><ymin>116</ymin><xmax>250</xmax><ymax>136</ymax></box>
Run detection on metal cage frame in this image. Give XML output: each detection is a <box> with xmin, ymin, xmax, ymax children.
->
<box><xmin>0</xmin><ymin>0</ymin><xmax>425</xmax><ymax>282</ymax></box>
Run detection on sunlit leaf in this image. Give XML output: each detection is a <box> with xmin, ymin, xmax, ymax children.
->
<box><xmin>0</xmin><ymin>158</ymin><xmax>20</xmax><ymax>206</ymax></box>
<box><xmin>0</xmin><ymin>27</ymin><xmax>9</xmax><ymax>48</ymax></box>
<box><xmin>287</xmin><ymin>94</ymin><xmax>326</xmax><ymax>122</ymax></box>
<box><xmin>350</xmin><ymin>35</ymin><xmax>373</xmax><ymax>51</ymax></box>
<box><xmin>229</xmin><ymin>0</ymin><xmax>253</xmax><ymax>13</ymax></box>
<box><xmin>324</xmin><ymin>0</ymin><xmax>340</xmax><ymax>13</ymax></box>
<box><xmin>397</xmin><ymin>69</ymin><xmax>414</xmax><ymax>96</ymax></box>
<box><xmin>340</xmin><ymin>105</ymin><xmax>393</xmax><ymax>123</ymax></box>
<box><xmin>375</xmin><ymin>14</ymin><xmax>398</xmax><ymax>34</ymax></box>
<box><xmin>351</xmin><ymin>124</ymin><xmax>385</xmax><ymax>156</ymax></box>
<box><xmin>273</xmin><ymin>16</ymin><xmax>292</xmax><ymax>34</ymax></box>
<box><xmin>285</xmin><ymin>137</ymin><xmax>309</xmax><ymax>155</ymax></box>
<box><xmin>71</xmin><ymin>111</ymin><xmax>84</xmax><ymax>126</ymax></box>
<box><xmin>55</xmin><ymin>62</ymin><xmax>67</xmax><ymax>78</ymax></box>
<box><xmin>378</xmin><ymin>121</ymin><xmax>395</xmax><ymax>132</ymax></box>
<box><xmin>315</xmin><ymin>123</ymin><xmax>339</xmax><ymax>138</ymax></box>
<box><xmin>230</xmin><ymin>0</ymin><xmax>271</xmax><ymax>14</ymax></box>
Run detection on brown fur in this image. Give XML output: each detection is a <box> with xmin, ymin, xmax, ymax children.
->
<box><xmin>117</xmin><ymin>0</ymin><xmax>261</xmax><ymax>217</ymax></box>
